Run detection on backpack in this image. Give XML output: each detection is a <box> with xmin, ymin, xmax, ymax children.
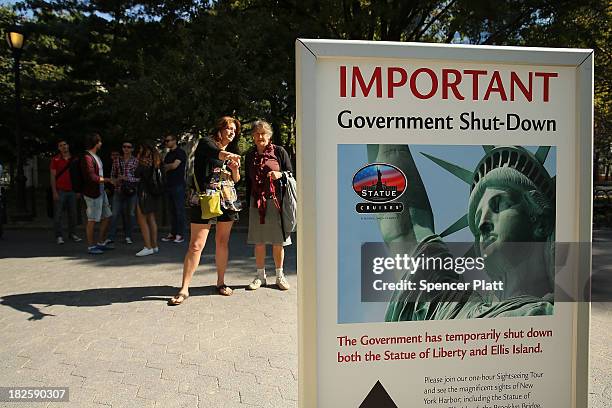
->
<box><xmin>279</xmin><ymin>172</ymin><xmax>297</xmax><ymax>239</ymax></box>
<box><xmin>69</xmin><ymin>155</ymin><xmax>85</xmax><ymax>194</ymax></box>
<box><xmin>148</xmin><ymin>166</ymin><xmax>165</xmax><ymax>196</ymax></box>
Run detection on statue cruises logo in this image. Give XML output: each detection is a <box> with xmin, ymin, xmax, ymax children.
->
<box><xmin>352</xmin><ymin>163</ymin><xmax>406</xmax><ymax>213</ymax></box>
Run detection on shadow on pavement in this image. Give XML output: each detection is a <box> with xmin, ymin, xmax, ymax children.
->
<box><xmin>0</xmin><ymin>229</ymin><xmax>205</xmax><ymax>264</ymax></box>
<box><xmin>1</xmin><ymin>284</ymin><xmax>249</xmax><ymax>321</ymax></box>
<box><xmin>0</xmin><ymin>229</ymin><xmax>297</xmax><ymax>270</ymax></box>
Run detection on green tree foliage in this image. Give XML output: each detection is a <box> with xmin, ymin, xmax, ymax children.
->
<box><xmin>519</xmin><ymin>0</ymin><xmax>611</xmax><ymax>176</ymax></box>
<box><xmin>1</xmin><ymin>2</ymin><xmax>119</xmax><ymax>158</ymax></box>
<box><xmin>0</xmin><ymin>0</ymin><xmax>609</xmax><ymax>165</ymax></box>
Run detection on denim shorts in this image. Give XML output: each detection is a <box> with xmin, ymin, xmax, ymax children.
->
<box><xmin>84</xmin><ymin>191</ymin><xmax>112</xmax><ymax>222</ymax></box>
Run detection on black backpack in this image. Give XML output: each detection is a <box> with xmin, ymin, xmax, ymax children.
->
<box><xmin>69</xmin><ymin>155</ymin><xmax>85</xmax><ymax>194</ymax></box>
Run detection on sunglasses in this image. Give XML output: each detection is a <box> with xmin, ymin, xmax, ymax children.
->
<box><xmin>122</xmin><ymin>145</ymin><xmax>133</xmax><ymax>148</ymax></box>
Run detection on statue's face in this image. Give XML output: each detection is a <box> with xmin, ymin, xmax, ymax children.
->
<box><xmin>475</xmin><ymin>187</ymin><xmax>533</xmax><ymax>259</ymax></box>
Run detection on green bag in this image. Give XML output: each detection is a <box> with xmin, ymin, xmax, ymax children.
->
<box><xmin>193</xmin><ymin>175</ymin><xmax>223</xmax><ymax>219</ymax></box>
<box><xmin>200</xmin><ymin>193</ymin><xmax>222</xmax><ymax>219</ymax></box>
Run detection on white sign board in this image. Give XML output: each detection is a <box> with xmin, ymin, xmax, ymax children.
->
<box><xmin>296</xmin><ymin>39</ymin><xmax>592</xmax><ymax>408</ymax></box>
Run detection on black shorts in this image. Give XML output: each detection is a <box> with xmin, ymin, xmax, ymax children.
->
<box><xmin>190</xmin><ymin>205</ymin><xmax>239</xmax><ymax>225</ymax></box>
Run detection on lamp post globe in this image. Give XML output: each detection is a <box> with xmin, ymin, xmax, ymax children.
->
<box><xmin>6</xmin><ymin>28</ymin><xmax>25</xmax><ymax>54</ymax></box>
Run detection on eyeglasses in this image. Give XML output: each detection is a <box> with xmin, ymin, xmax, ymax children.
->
<box><xmin>122</xmin><ymin>145</ymin><xmax>132</xmax><ymax>149</ymax></box>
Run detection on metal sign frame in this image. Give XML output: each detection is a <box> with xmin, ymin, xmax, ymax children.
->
<box><xmin>296</xmin><ymin>39</ymin><xmax>592</xmax><ymax>408</ymax></box>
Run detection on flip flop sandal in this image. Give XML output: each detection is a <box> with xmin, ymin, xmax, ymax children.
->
<box><xmin>217</xmin><ymin>284</ymin><xmax>233</xmax><ymax>296</ymax></box>
<box><xmin>168</xmin><ymin>293</ymin><xmax>189</xmax><ymax>306</ymax></box>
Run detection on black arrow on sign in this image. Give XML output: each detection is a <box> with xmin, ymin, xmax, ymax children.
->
<box><xmin>359</xmin><ymin>380</ymin><xmax>398</xmax><ymax>408</ymax></box>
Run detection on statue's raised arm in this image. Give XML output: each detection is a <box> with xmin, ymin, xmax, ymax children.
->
<box><xmin>367</xmin><ymin>144</ymin><xmax>435</xmax><ymax>257</ymax></box>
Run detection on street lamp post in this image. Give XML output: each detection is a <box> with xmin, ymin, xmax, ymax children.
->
<box><xmin>6</xmin><ymin>26</ymin><xmax>28</xmax><ymax>219</ymax></box>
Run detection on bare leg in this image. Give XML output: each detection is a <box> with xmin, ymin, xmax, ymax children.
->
<box><xmin>86</xmin><ymin>220</ymin><xmax>96</xmax><ymax>246</ymax></box>
<box><xmin>99</xmin><ymin>217</ymin><xmax>110</xmax><ymax>242</ymax></box>
<box><xmin>215</xmin><ymin>221</ymin><xmax>234</xmax><ymax>286</ymax></box>
<box><xmin>137</xmin><ymin>205</ymin><xmax>151</xmax><ymax>248</ymax></box>
<box><xmin>147</xmin><ymin>213</ymin><xmax>158</xmax><ymax>247</ymax></box>
<box><xmin>177</xmin><ymin>223</ymin><xmax>211</xmax><ymax>294</ymax></box>
<box><xmin>272</xmin><ymin>245</ymin><xmax>284</xmax><ymax>269</ymax></box>
<box><xmin>255</xmin><ymin>244</ymin><xmax>266</xmax><ymax>269</ymax></box>
<box><xmin>272</xmin><ymin>243</ymin><xmax>289</xmax><ymax>290</ymax></box>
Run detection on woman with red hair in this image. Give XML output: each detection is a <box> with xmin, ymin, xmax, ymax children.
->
<box><xmin>170</xmin><ymin>116</ymin><xmax>242</xmax><ymax>304</ymax></box>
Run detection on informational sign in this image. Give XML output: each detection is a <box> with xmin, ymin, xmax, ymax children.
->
<box><xmin>296</xmin><ymin>40</ymin><xmax>592</xmax><ymax>408</ymax></box>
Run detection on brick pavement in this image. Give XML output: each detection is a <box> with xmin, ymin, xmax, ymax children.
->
<box><xmin>0</xmin><ymin>227</ymin><xmax>611</xmax><ymax>407</ymax></box>
<box><xmin>0</xmin><ymin>229</ymin><xmax>297</xmax><ymax>408</ymax></box>
<box><xmin>591</xmin><ymin>228</ymin><xmax>612</xmax><ymax>408</ymax></box>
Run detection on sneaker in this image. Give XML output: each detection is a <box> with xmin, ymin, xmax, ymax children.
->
<box><xmin>161</xmin><ymin>234</ymin><xmax>175</xmax><ymax>242</ymax></box>
<box><xmin>125</xmin><ymin>237</ymin><xmax>133</xmax><ymax>245</ymax></box>
<box><xmin>276</xmin><ymin>275</ymin><xmax>290</xmax><ymax>291</ymax></box>
<box><xmin>247</xmin><ymin>277</ymin><xmax>266</xmax><ymax>290</ymax></box>
<box><xmin>153</xmin><ymin>247</ymin><xmax>159</xmax><ymax>253</ymax></box>
<box><xmin>173</xmin><ymin>235</ymin><xmax>185</xmax><ymax>243</ymax></box>
<box><xmin>100</xmin><ymin>239</ymin><xmax>115</xmax><ymax>249</ymax></box>
<box><xmin>56</xmin><ymin>236</ymin><xmax>65</xmax><ymax>245</ymax></box>
<box><xmin>136</xmin><ymin>247</ymin><xmax>155</xmax><ymax>257</ymax></box>
<box><xmin>69</xmin><ymin>234</ymin><xmax>82</xmax><ymax>242</ymax></box>
<box><xmin>88</xmin><ymin>245</ymin><xmax>104</xmax><ymax>255</ymax></box>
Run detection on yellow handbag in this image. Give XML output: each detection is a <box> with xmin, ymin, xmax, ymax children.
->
<box><xmin>193</xmin><ymin>175</ymin><xmax>223</xmax><ymax>219</ymax></box>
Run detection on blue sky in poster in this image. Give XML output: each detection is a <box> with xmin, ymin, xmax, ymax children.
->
<box><xmin>337</xmin><ymin>144</ymin><xmax>557</xmax><ymax>324</ymax></box>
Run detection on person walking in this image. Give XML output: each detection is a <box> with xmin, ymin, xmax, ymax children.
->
<box><xmin>50</xmin><ymin>139</ymin><xmax>82</xmax><ymax>244</ymax></box>
<box><xmin>169</xmin><ymin>116</ymin><xmax>242</xmax><ymax>304</ymax></box>
<box><xmin>161</xmin><ymin>134</ymin><xmax>187</xmax><ymax>244</ymax></box>
<box><xmin>105</xmin><ymin>141</ymin><xmax>138</xmax><ymax>246</ymax></box>
<box><xmin>81</xmin><ymin>133</ymin><xmax>113</xmax><ymax>255</ymax></box>
<box><xmin>135</xmin><ymin>143</ymin><xmax>164</xmax><ymax>256</ymax></box>
<box><xmin>245</xmin><ymin>120</ymin><xmax>292</xmax><ymax>291</ymax></box>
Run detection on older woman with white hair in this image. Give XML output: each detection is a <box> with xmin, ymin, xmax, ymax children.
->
<box><xmin>245</xmin><ymin>120</ymin><xmax>293</xmax><ymax>291</ymax></box>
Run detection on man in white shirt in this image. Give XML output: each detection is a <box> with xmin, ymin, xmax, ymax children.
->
<box><xmin>81</xmin><ymin>133</ymin><xmax>113</xmax><ymax>255</ymax></box>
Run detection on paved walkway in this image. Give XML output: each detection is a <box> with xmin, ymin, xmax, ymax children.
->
<box><xmin>591</xmin><ymin>228</ymin><xmax>612</xmax><ymax>408</ymax></box>
<box><xmin>0</xmin><ymin>227</ymin><xmax>610</xmax><ymax>407</ymax></box>
<box><xmin>0</xmin><ymin>229</ymin><xmax>297</xmax><ymax>408</ymax></box>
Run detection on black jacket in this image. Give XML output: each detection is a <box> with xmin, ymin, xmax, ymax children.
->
<box><xmin>192</xmin><ymin>137</ymin><xmax>225</xmax><ymax>191</ymax></box>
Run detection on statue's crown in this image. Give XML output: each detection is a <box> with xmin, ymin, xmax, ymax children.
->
<box><xmin>423</xmin><ymin>145</ymin><xmax>555</xmax><ymax>238</ymax></box>
<box><xmin>471</xmin><ymin>146</ymin><xmax>554</xmax><ymax>200</ymax></box>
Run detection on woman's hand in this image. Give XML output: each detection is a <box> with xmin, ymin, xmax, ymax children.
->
<box><xmin>268</xmin><ymin>171</ymin><xmax>283</xmax><ymax>181</ymax></box>
<box><xmin>227</xmin><ymin>159</ymin><xmax>240</xmax><ymax>172</ymax></box>
<box><xmin>220</xmin><ymin>151</ymin><xmax>241</xmax><ymax>165</ymax></box>
<box><xmin>228</xmin><ymin>160</ymin><xmax>241</xmax><ymax>183</ymax></box>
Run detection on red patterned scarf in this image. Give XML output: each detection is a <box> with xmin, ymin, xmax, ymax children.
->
<box><xmin>251</xmin><ymin>143</ymin><xmax>279</xmax><ymax>223</ymax></box>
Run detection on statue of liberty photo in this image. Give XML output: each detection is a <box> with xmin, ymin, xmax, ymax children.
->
<box><xmin>366</xmin><ymin>145</ymin><xmax>556</xmax><ymax>320</ymax></box>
